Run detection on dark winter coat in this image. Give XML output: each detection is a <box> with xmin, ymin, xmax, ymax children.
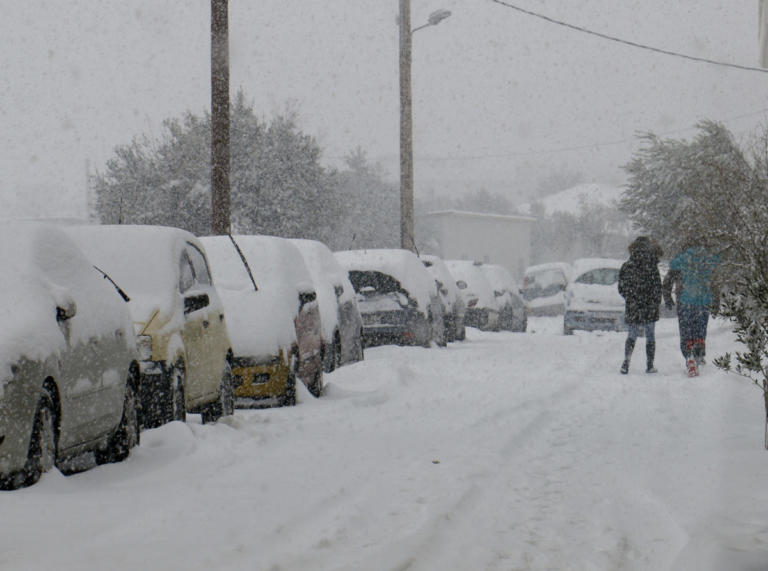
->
<box><xmin>618</xmin><ymin>237</ymin><xmax>662</xmax><ymax>324</ymax></box>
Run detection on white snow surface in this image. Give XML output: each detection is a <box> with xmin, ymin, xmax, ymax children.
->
<box><xmin>518</xmin><ymin>183</ymin><xmax>622</xmax><ymax>217</ymax></box>
<box><xmin>3</xmin><ymin>317</ymin><xmax>768</xmax><ymax>570</ymax></box>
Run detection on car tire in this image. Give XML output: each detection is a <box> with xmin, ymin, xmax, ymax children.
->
<box><xmin>282</xmin><ymin>351</ymin><xmax>298</xmax><ymax>406</ymax></box>
<box><xmin>563</xmin><ymin>324</ymin><xmax>574</xmax><ymax>335</ymax></box>
<box><xmin>96</xmin><ymin>379</ymin><xmax>139</xmax><ymax>464</ymax></box>
<box><xmin>307</xmin><ymin>366</ymin><xmax>324</xmax><ymax>398</ymax></box>
<box><xmin>202</xmin><ymin>358</ymin><xmax>234</xmax><ymax>424</ymax></box>
<box><xmin>169</xmin><ymin>360</ymin><xmax>187</xmax><ymax>423</ymax></box>
<box><xmin>333</xmin><ymin>333</ymin><xmax>342</xmax><ymax>370</ymax></box>
<box><xmin>20</xmin><ymin>389</ymin><xmax>58</xmax><ymax>488</ymax></box>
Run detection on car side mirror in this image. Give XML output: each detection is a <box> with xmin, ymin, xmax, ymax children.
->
<box><xmin>56</xmin><ymin>300</ymin><xmax>77</xmax><ymax>322</ymax></box>
<box><xmin>334</xmin><ymin>284</ymin><xmax>344</xmax><ymax>298</ymax></box>
<box><xmin>299</xmin><ymin>291</ymin><xmax>317</xmax><ymax>309</ymax></box>
<box><xmin>184</xmin><ymin>293</ymin><xmax>210</xmax><ymax>314</ymax></box>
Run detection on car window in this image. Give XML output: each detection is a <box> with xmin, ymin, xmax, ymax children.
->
<box><xmin>348</xmin><ymin>270</ymin><xmax>403</xmax><ymax>295</ymax></box>
<box><xmin>186</xmin><ymin>243</ymin><xmax>213</xmax><ymax>286</ymax></box>
<box><xmin>575</xmin><ymin>268</ymin><xmax>619</xmax><ymax>286</ymax></box>
<box><xmin>179</xmin><ymin>251</ymin><xmax>195</xmax><ymax>293</ymax></box>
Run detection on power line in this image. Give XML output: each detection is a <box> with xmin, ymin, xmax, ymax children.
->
<box><xmin>415</xmin><ymin>107</ymin><xmax>768</xmax><ymax>162</ymax></box>
<box><xmin>489</xmin><ymin>0</ymin><xmax>768</xmax><ymax>74</ymax></box>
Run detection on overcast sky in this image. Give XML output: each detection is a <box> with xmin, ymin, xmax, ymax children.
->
<box><xmin>2</xmin><ymin>1</ymin><xmax>767</xmax><ymax>218</ymax></box>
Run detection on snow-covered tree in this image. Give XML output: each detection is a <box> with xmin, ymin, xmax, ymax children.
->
<box><xmin>93</xmin><ymin>91</ymin><xmax>336</xmax><ymax>239</ymax></box>
<box><xmin>326</xmin><ymin>148</ymin><xmax>398</xmax><ymax>251</ymax></box>
<box><xmin>623</xmin><ymin>120</ymin><xmax>768</xmax><ymax>446</ymax></box>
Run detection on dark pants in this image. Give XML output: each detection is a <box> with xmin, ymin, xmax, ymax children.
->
<box><xmin>677</xmin><ymin>304</ymin><xmax>709</xmax><ymax>360</ymax></box>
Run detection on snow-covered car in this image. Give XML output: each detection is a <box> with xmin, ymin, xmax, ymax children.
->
<box><xmin>290</xmin><ymin>239</ymin><xmax>364</xmax><ymax>372</ymax></box>
<box><xmin>563</xmin><ymin>258</ymin><xmax>626</xmax><ymax>335</ymax></box>
<box><xmin>336</xmin><ymin>249</ymin><xmax>446</xmax><ymax>348</ymax></box>
<box><xmin>64</xmin><ymin>225</ymin><xmax>234</xmax><ymax>426</ymax></box>
<box><xmin>201</xmin><ymin>235</ymin><xmax>325</xmax><ymax>404</ymax></box>
<box><xmin>0</xmin><ymin>223</ymin><xmax>140</xmax><ymax>489</ymax></box>
<box><xmin>478</xmin><ymin>262</ymin><xmax>527</xmax><ymax>332</ymax></box>
<box><xmin>421</xmin><ymin>254</ymin><xmax>466</xmax><ymax>342</ymax></box>
<box><xmin>522</xmin><ymin>262</ymin><xmax>572</xmax><ymax>316</ymax></box>
<box><xmin>444</xmin><ymin>260</ymin><xmax>500</xmax><ymax>332</ymax></box>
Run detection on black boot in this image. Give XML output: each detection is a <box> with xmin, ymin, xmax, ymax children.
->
<box><xmin>621</xmin><ymin>338</ymin><xmax>635</xmax><ymax>374</ymax></box>
<box><xmin>646</xmin><ymin>341</ymin><xmax>657</xmax><ymax>373</ymax></box>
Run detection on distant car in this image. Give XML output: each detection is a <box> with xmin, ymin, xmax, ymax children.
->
<box><xmin>290</xmin><ymin>239</ymin><xmax>364</xmax><ymax>372</ymax></box>
<box><xmin>478</xmin><ymin>262</ymin><xmax>527</xmax><ymax>332</ymax></box>
<box><xmin>444</xmin><ymin>260</ymin><xmax>500</xmax><ymax>332</ymax></box>
<box><xmin>522</xmin><ymin>262</ymin><xmax>572</xmax><ymax>316</ymax></box>
<box><xmin>563</xmin><ymin>258</ymin><xmax>626</xmax><ymax>335</ymax></box>
<box><xmin>201</xmin><ymin>235</ymin><xmax>325</xmax><ymax>403</ymax></box>
<box><xmin>421</xmin><ymin>254</ymin><xmax>466</xmax><ymax>341</ymax></box>
<box><xmin>336</xmin><ymin>249</ymin><xmax>446</xmax><ymax>348</ymax></box>
<box><xmin>65</xmin><ymin>225</ymin><xmax>234</xmax><ymax>427</ymax></box>
<box><xmin>0</xmin><ymin>223</ymin><xmax>140</xmax><ymax>490</ymax></box>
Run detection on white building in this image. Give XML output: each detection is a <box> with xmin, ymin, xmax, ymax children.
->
<box><xmin>420</xmin><ymin>210</ymin><xmax>535</xmax><ymax>279</ymax></box>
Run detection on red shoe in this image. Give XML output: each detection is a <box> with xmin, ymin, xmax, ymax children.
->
<box><xmin>686</xmin><ymin>357</ymin><xmax>698</xmax><ymax>377</ymax></box>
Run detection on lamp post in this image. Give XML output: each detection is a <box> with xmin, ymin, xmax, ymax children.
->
<box><xmin>398</xmin><ymin>2</ymin><xmax>451</xmax><ymax>252</ymax></box>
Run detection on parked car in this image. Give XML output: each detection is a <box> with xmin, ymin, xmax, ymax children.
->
<box><xmin>201</xmin><ymin>235</ymin><xmax>325</xmax><ymax>403</ymax></box>
<box><xmin>563</xmin><ymin>258</ymin><xmax>626</xmax><ymax>335</ymax></box>
<box><xmin>421</xmin><ymin>254</ymin><xmax>466</xmax><ymax>341</ymax></box>
<box><xmin>290</xmin><ymin>239</ymin><xmax>364</xmax><ymax>372</ymax></box>
<box><xmin>64</xmin><ymin>225</ymin><xmax>234</xmax><ymax>427</ymax></box>
<box><xmin>0</xmin><ymin>223</ymin><xmax>140</xmax><ymax>489</ymax></box>
<box><xmin>522</xmin><ymin>262</ymin><xmax>572</xmax><ymax>316</ymax></box>
<box><xmin>336</xmin><ymin>249</ymin><xmax>446</xmax><ymax>348</ymax></box>
<box><xmin>444</xmin><ymin>260</ymin><xmax>500</xmax><ymax>332</ymax></box>
<box><xmin>478</xmin><ymin>262</ymin><xmax>527</xmax><ymax>332</ymax></box>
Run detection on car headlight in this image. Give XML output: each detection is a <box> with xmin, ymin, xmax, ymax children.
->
<box><xmin>137</xmin><ymin>335</ymin><xmax>153</xmax><ymax>361</ymax></box>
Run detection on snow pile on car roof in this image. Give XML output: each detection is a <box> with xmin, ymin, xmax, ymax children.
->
<box><xmin>335</xmin><ymin>249</ymin><xmax>436</xmax><ymax>311</ymax></box>
<box><xmin>201</xmin><ymin>235</ymin><xmax>306</xmax><ymax>359</ymax></box>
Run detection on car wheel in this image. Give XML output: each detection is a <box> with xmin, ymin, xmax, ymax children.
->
<box><xmin>169</xmin><ymin>360</ymin><xmax>187</xmax><ymax>423</ymax></box>
<box><xmin>202</xmin><ymin>359</ymin><xmax>234</xmax><ymax>423</ymax></box>
<box><xmin>563</xmin><ymin>323</ymin><xmax>574</xmax><ymax>335</ymax></box>
<box><xmin>307</xmin><ymin>366</ymin><xmax>324</xmax><ymax>398</ymax></box>
<box><xmin>333</xmin><ymin>333</ymin><xmax>342</xmax><ymax>370</ymax></box>
<box><xmin>19</xmin><ymin>389</ymin><xmax>58</xmax><ymax>488</ymax></box>
<box><xmin>96</xmin><ymin>380</ymin><xmax>139</xmax><ymax>464</ymax></box>
<box><xmin>282</xmin><ymin>351</ymin><xmax>298</xmax><ymax>406</ymax></box>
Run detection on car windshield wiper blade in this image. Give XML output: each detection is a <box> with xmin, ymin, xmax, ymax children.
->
<box><xmin>93</xmin><ymin>265</ymin><xmax>130</xmax><ymax>302</ymax></box>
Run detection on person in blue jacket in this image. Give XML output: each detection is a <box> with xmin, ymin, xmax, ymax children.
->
<box><xmin>662</xmin><ymin>241</ymin><xmax>720</xmax><ymax>376</ymax></box>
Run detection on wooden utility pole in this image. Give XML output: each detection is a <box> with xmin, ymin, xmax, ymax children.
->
<box><xmin>211</xmin><ymin>0</ymin><xmax>231</xmax><ymax>235</ymax></box>
<box><xmin>399</xmin><ymin>0</ymin><xmax>414</xmax><ymax>251</ymax></box>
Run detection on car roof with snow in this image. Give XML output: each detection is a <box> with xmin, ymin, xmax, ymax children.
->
<box><xmin>443</xmin><ymin>260</ymin><xmax>498</xmax><ymax>307</ymax></box>
<box><xmin>571</xmin><ymin>257</ymin><xmax>624</xmax><ymax>278</ymax></box>
<box><xmin>420</xmin><ymin>254</ymin><xmax>461</xmax><ymax>302</ymax></box>
<box><xmin>335</xmin><ymin>248</ymin><xmax>436</xmax><ymax>311</ymax></box>
<box><xmin>524</xmin><ymin>261</ymin><xmax>572</xmax><ymax>278</ymax></box>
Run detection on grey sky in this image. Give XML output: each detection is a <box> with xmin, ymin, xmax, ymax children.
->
<box><xmin>2</xmin><ymin>1</ymin><xmax>767</xmax><ymax>218</ymax></box>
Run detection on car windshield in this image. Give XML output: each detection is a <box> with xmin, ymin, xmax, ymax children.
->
<box><xmin>575</xmin><ymin>268</ymin><xmax>619</xmax><ymax>286</ymax></box>
<box><xmin>348</xmin><ymin>270</ymin><xmax>403</xmax><ymax>296</ymax></box>
<box><xmin>522</xmin><ymin>269</ymin><xmax>567</xmax><ymax>300</ymax></box>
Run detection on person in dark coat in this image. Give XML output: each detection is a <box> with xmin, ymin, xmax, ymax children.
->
<box><xmin>618</xmin><ymin>236</ymin><xmax>663</xmax><ymax>374</ymax></box>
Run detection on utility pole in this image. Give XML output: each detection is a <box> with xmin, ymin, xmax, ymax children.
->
<box><xmin>211</xmin><ymin>0</ymin><xmax>231</xmax><ymax>235</ymax></box>
<box><xmin>399</xmin><ymin>0</ymin><xmax>414</xmax><ymax>252</ymax></box>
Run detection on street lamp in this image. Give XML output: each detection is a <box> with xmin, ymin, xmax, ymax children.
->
<box><xmin>399</xmin><ymin>2</ymin><xmax>451</xmax><ymax>252</ymax></box>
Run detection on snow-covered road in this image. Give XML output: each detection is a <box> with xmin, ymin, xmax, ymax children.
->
<box><xmin>2</xmin><ymin>317</ymin><xmax>768</xmax><ymax>571</ymax></box>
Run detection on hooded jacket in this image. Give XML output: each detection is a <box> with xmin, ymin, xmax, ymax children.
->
<box><xmin>618</xmin><ymin>237</ymin><xmax>662</xmax><ymax>324</ymax></box>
